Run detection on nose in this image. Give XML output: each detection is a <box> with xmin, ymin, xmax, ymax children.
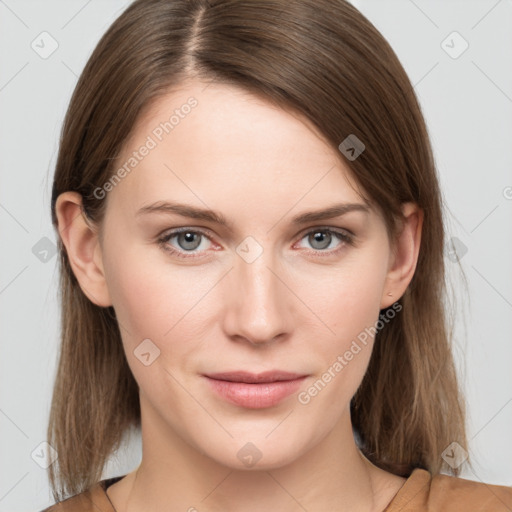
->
<box><xmin>222</xmin><ymin>246</ymin><xmax>295</xmax><ymax>346</ymax></box>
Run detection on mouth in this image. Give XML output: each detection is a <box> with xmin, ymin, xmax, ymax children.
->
<box><xmin>202</xmin><ymin>371</ymin><xmax>308</xmax><ymax>409</ymax></box>
<box><xmin>205</xmin><ymin>370</ymin><xmax>307</xmax><ymax>383</ymax></box>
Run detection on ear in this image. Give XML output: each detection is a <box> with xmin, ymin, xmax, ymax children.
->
<box><xmin>380</xmin><ymin>202</ymin><xmax>423</xmax><ymax>309</ymax></box>
<box><xmin>55</xmin><ymin>191</ymin><xmax>112</xmax><ymax>307</ymax></box>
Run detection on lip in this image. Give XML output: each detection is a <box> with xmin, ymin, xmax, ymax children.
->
<box><xmin>203</xmin><ymin>371</ymin><xmax>308</xmax><ymax>409</ymax></box>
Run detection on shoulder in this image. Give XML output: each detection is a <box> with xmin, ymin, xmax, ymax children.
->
<box><xmin>39</xmin><ymin>488</ymin><xmax>99</xmax><ymax>512</ymax></box>
<box><xmin>387</xmin><ymin>468</ymin><xmax>512</xmax><ymax>512</ymax></box>
<box><xmin>38</xmin><ymin>477</ymin><xmax>121</xmax><ymax>512</ymax></box>
<box><xmin>428</xmin><ymin>472</ymin><xmax>512</xmax><ymax>511</ymax></box>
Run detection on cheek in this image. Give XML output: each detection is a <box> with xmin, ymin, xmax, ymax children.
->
<box><xmin>103</xmin><ymin>249</ymin><xmax>213</xmax><ymax>401</ymax></box>
<box><xmin>103</xmin><ymin>244</ymin><xmax>220</xmax><ymax>353</ymax></box>
<box><xmin>305</xmin><ymin>249</ymin><xmax>388</xmax><ymax>341</ymax></box>
<box><xmin>296</xmin><ymin>249</ymin><xmax>389</xmax><ymax>404</ymax></box>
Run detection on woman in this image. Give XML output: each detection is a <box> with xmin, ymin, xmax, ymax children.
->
<box><xmin>42</xmin><ymin>0</ymin><xmax>512</xmax><ymax>510</ymax></box>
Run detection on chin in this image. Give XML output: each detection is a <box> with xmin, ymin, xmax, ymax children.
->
<box><xmin>197</xmin><ymin>430</ymin><xmax>314</xmax><ymax>471</ymax></box>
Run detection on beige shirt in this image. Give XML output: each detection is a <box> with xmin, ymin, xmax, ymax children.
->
<box><xmin>41</xmin><ymin>468</ymin><xmax>512</xmax><ymax>511</ymax></box>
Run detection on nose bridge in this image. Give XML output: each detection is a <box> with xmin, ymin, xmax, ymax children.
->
<box><xmin>225</xmin><ymin>236</ymin><xmax>290</xmax><ymax>344</ymax></box>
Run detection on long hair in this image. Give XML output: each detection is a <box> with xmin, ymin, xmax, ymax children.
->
<box><xmin>48</xmin><ymin>0</ymin><xmax>468</xmax><ymax>501</ymax></box>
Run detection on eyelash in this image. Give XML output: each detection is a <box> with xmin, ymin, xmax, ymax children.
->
<box><xmin>157</xmin><ymin>226</ymin><xmax>355</xmax><ymax>260</ymax></box>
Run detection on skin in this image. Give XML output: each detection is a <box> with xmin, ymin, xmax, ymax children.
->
<box><xmin>56</xmin><ymin>78</ymin><xmax>423</xmax><ymax>511</ymax></box>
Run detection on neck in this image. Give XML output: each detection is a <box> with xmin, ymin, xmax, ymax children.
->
<box><xmin>109</xmin><ymin>398</ymin><xmax>402</xmax><ymax>512</ymax></box>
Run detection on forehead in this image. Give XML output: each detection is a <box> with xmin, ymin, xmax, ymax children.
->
<box><xmin>106</xmin><ymin>79</ymin><xmax>367</xmax><ymax>219</ymax></box>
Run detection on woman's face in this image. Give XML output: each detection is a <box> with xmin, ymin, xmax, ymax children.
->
<box><xmin>97</xmin><ymin>79</ymin><xmax>401</xmax><ymax>469</ymax></box>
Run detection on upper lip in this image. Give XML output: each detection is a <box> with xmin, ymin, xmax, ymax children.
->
<box><xmin>204</xmin><ymin>371</ymin><xmax>307</xmax><ymax>383</ymax></box>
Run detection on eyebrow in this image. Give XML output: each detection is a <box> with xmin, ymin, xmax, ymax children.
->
<box><xmin>136</xmin><ymin>200</ymin><xmax>371</xmax><ymax>229</ymax></box>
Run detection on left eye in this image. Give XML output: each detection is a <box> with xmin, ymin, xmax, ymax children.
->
<box><xmin>296</xmin><ymin>228</ymin><xmax>353</xmax><ymax>252</ymax></box>
<box><xmin>158</xmin><ymin>227</ymin><xmax>353</xmax><ymax>258</ymax></box>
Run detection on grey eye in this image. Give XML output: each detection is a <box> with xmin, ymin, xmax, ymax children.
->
<box><xmin>307</xmin><ymin>230</ymin><xmax>334</xmax><ymax>250</ymax></box>
<box><xmin>176</xmin><ymin>231</ymin><xmax>203</xmax><ymax>251</ymax></box>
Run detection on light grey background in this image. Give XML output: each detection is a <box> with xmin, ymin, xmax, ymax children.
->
<box><xmin>0</xmin><ymin>0</ymin><xmax>511</xmax><ymax>510</ymax></box>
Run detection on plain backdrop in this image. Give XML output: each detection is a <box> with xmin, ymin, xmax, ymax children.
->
<box><xmin>0</xmin><ymin>0</ymin><xmax>511</xmax><ymax>510</ymax></box>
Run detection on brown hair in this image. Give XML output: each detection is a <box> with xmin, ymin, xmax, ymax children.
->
<box><xmin>48</xmin><ymin>0</ymin><xmax>468</xmax><ymax>501</ymax></box>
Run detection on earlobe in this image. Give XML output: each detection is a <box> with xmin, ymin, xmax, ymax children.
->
<box><xmin>55</xmin><ymin>191</ymin><xmax>112</xmax><ymax>307</ymax></box>
<box><xmin>380</xmin><ymin>202</ymin><xmax>423</xmax><ymax>309</ymax></box>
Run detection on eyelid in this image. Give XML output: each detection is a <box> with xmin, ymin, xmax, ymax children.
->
<box><xmin>295</xmin><ymin>224</ymin><xmax>354</xmax><ymax>239</ymax></box>
<box><xmin>158</xmin><ymin>224</ymin><xmax>354</xmax><ymax>242</ymax></box>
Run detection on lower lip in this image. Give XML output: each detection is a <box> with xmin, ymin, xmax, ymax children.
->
<box><xmin>204</xmin><ymin>376</ymin><xmax>307</xmax><ymax>409</ymax></box>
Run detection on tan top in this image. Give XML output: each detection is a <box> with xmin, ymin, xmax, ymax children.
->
<box><xmin>40</xmin><ymin>468</ymin><xmax>512</xmax><ymax>511</ymax></box>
